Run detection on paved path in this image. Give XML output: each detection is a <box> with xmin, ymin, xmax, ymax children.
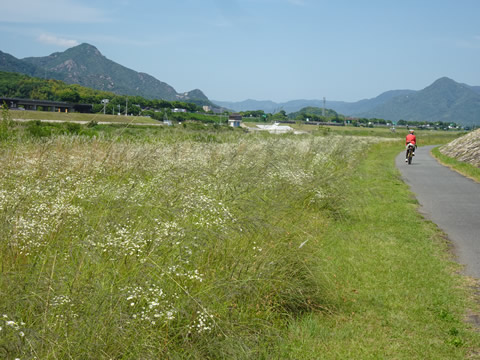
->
<box><xmin>395</xmin><ymin>145</ymin><xmax>480</xmax><ymax>278</ymax></box>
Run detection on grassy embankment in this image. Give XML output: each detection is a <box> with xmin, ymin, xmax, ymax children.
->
<box><xmin>1</xmin><ymin>116</ymin><xmax>478</xmax><ymax>358</ymax></box>
<box><xmin>9</xmin><ymin>108</ymin><xmax>227</xmax><ymax>125</ymax></box>
<box><xmin>9</xmin><ymin>109</ymin><xmax>158</xmax><ymax>124</ymax></box>
<box><xmin>431</xmin><ymin>147</ymin><xmax>480</xmax><ymax>183</ymax></box>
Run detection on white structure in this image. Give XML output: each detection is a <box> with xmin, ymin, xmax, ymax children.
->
<box><xmin>228</xmin><ymin>119</ymin><xmax>242</xmax><ymax>127</ymax></box>
<box><xmin>256</xmin><ymin>123</ymin><xmax>294</xmax><ymax>134</ymax></box>
<box><xmin>228</xmin><ymin>114</ymin><xmax>242</xmax><ymax>128</ymax></box>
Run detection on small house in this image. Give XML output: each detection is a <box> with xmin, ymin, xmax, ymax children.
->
<box><xmin>228</xmin><ymin>114</ymin><xmax>242</xmax><ymax>128</ymax></box>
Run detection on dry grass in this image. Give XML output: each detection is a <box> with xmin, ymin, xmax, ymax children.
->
<box><xmin>440</xmin><ymin>128</ymin><xmax>480</xmax><ymax>168</ymax></box>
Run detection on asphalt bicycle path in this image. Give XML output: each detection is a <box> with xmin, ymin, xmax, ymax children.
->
<box><xmin>395</xmin><ymin>145</ymin><xmax>480</xmax><ymax>279</ymax></box>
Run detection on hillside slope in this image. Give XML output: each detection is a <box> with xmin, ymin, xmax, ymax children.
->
<box><xmin>0</xmin><ymin>50</ymin><xmax>40</xmax><ymax>76</ymax></box>
<box><xmin>439</xmin><ymin>128</ymin><xmax>480</xmax><ymax>167</ymax></box>
<box><xmin>358</xmin><ymin>77</ymin><xmax>480</xmax><ymax>126</ymax></box>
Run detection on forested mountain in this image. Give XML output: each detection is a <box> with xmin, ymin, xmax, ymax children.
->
<box><xmin>0</xmin><ymin>50</ymin><xmax>44</xmax><ymax>77</ymax></box>
<box><xmin>0</xmin><ymin>44</ymin><xmax>209</xmax><ymax>103</ymax></box>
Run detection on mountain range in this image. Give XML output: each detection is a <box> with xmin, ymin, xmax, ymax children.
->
<box><xmin>0</xmin><ymin>43</ymin><xmax>208</xmax><ymax>102</ymax></box>
<box><xmin>1</xmin><ymin>44</ymin><xmax>479</xmax><ymax>126</ymax></box>
<box><xmin>213</xmin><ymin>79</ymin><xmax>480</xmax><ymax>126</ymax></box>
<box><xmin>213</xmin><ymin>89</ymin><xmax>416</xmax><ymax>116</ymax></box>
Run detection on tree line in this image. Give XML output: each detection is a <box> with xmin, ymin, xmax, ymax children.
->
<box><xmin>0</xmin><ymin>71</ymin><xmax>207</xmax><ymax>116</ymax></box>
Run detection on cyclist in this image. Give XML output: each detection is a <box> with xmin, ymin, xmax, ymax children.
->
<box><xmin>405</xmin><ymin>129</ymin><xmax>417</xmax><ymax>162</ymax></box>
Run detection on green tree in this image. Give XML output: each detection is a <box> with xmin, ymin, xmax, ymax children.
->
<box><xmin>58</xmin><ymin>88</ymin><xmax>80</xmax><ymax>102</ymax></box>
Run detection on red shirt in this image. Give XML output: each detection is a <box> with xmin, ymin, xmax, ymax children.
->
<box><xmin>406</xmin><ymin>134</ymin><xmax>416</xmax><ymax>145</ymax></box>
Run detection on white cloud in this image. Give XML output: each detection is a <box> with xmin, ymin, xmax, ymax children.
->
<box><xmin>1</xmin><ymin>0</ymin><xmax>108</xmax><ymax>23</ymax></box>
<box><xmin>38</xmin><ymin>33</ymin><xmax>80</xmax><ymax>47</ymax></box>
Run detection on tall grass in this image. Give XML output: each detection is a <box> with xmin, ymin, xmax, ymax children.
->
<box><xmin>276</xmin><ymin>142</ymin><xmax>480</xmax><ymax>359</ymax></box>
<box><xmin>0</xmin><ymin>104</ymin><xmax>15</xmax><ymax>141</ymax></box>
<box><xmin>0</xmin><ymin>120</ymin><xmax>381</xmax><ymax>358</ymax></box>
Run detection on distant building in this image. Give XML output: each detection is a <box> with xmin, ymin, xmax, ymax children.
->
<box><xmin>228</xmin><ymin>113</ymin><xmax>242</xmax><ymax>128</ymax></box>
<box><xmin>202</xmin><ymin>105</ymin><xmax>211</xmax><ymax>112</ymax></box>
<box><xmin>172</xmin><ymin>108</ymin><xmax>187</xmax><ymax>113</ymax></box>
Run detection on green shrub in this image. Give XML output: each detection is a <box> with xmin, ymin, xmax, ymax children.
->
<box><xmin>26</xmin><ymin>120</ymin><xmax>52</xmax><ymax>137</ymax></box>
<box><xmin>65</xmin><ymin>122</ymin><xmax>82</xmax><ymax>134</ymax></box>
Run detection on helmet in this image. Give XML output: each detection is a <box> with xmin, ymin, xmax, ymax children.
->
<box><xmin>409</xmin><ymin>129</ymin><xmax>415</xmax><ymax>133</ymax></box>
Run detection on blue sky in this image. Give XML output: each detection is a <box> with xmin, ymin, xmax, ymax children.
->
<box><xmin>1</xmin><ymin>0</ymin><xmax>480</xmax><ymax>102</ymax></box>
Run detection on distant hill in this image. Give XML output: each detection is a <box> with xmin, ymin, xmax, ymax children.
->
<box><xmin>0</xmin><ymin>44</ymin><xmax>210</xmax><ymax>103</ymax></box>
<box><xmin>288</xmin><ymin>106</ymin><xmax>338</xmax><ymax>119</ymax></box>
<box><xmin>331</xmin><ymin>90</ymin><xmax>417</xmax><ymax>115</ymax></box>
<box><xmin>358</xmin><ymin>77</ymin><xmax>480</xmax><ymax>127</ymax></box>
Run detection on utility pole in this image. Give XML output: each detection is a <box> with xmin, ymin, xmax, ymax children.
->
<box><xmin>125</xmin><ymin>97</ymin><xmax>128</xmax><ymax>116</ymax></box>
<box><xmin>322</xmin><ymin>97</ymin><xmax>326</xmax><ymax>117</ymax></box>
<box><xmin>101</xmin><ymin>99</ymin><xmax>109</xmax><ymax>114</ymax></box>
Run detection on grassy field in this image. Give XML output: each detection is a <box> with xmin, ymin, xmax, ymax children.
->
<box><xmin>1</xmin><ymin>114</ymin><xmax>478</xmax><ymax>358</ymax></box>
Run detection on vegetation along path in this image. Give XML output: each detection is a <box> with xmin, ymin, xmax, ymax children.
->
<box><xmin>396</xmin><ymin>145</ymin><xmax>480</xmax><ymax>279</ymax></box>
